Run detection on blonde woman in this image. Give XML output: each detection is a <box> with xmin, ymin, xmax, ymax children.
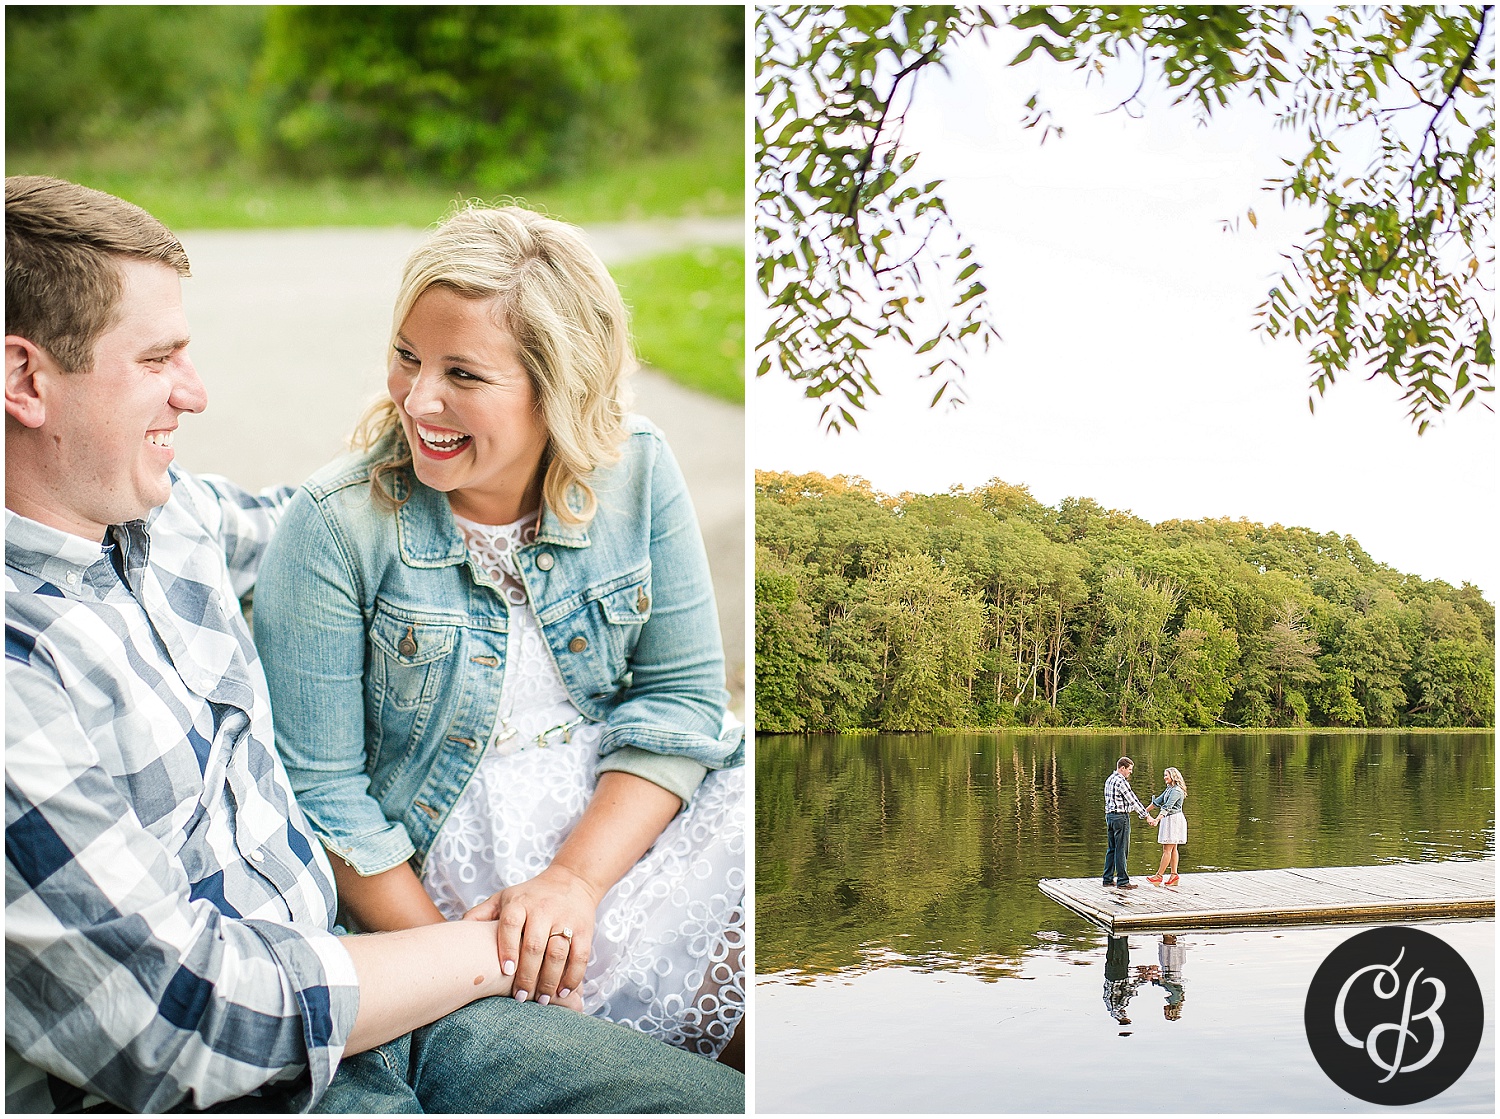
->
<box><xmin>1147</xmin><ymin>767</ymin><xmax>1187</xmax><ymax>885</ymax></box>
<box><xmin>254</xmin><ymin>205</ymin><xmax>745</xmax><ymax>1061</ymax></box>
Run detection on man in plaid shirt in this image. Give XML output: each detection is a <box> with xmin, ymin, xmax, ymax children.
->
<box><xmin>1103</xmin><ymin>756</ymin><xmax>1152</xmax><ymax>889</ymax></box>
<box><xmin>4</xmin><ymin>177</ymin><xmax>741</xmax><ymax>1113</ymax></box>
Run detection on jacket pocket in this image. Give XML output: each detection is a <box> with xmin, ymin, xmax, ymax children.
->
<box><xmin>593</xmin><ymin>575</ymin><xmax>652</xmax><ymax>673</ymax></box>
<box><xmin>551</xmin><ymin>572</ymin><xmax>652</xmax><ymax>702</ymax></box>
<box><xmin>365</xmin><ymin>606</ymin><xmax>460</xmax><ymax>796</ymax></box>
<box><xmin>368</xmin><ymin>606</ymin><xmax>459</xmax><ymax>710</ymax></box>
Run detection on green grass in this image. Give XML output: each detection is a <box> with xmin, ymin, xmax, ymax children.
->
<box><xmin>615</xmin><ymin>245</ymin><xmax>744</xmax><ymax>405</ymax></box>
<box><xmin>7</xmin><ymin>111</ymin><xmax>744</xmax><ymax>230</ymax></box>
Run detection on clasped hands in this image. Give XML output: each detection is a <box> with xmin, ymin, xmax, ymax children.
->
<box><xmin>463</xmin><ymin>863</ymin><xmax>599</xmax><ymax>1011</ymax></box>
<box><xmin>1145</xmin><ymin>811</ymin><xmax>1161</xmax><ymax>827</ymax></box>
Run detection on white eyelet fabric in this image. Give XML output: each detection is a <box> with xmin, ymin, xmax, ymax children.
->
<box><xmin>423</xmin><ymin>513</ymin><xmax>746</xmax><ymax>1058</ymax></box>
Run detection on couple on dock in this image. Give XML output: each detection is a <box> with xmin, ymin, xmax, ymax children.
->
<box><xmin>1103</xmin><ymin>757</ymin><xmax>1187</xmax><ymax>889</ymax></box>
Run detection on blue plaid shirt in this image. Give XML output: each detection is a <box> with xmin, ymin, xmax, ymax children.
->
<box><xmin>5</xmin><ymin>470</ymin><xmax>359</xmax><ymax>1113</ymax></box>
<box><xmin>1104</xmin><ymin>770</ymin><xmax>1150</xmax><ymax>818</ymax></box>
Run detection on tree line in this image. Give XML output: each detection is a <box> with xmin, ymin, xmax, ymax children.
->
<box><xmin>6</xmin><ymin>6</ymin><xmax>743</xmax><ymax>188</ymax></box>
<box><xmin>755</xmin><ymin>471</ymin><xmax>1495</xmax><ymax>731</ymax></box>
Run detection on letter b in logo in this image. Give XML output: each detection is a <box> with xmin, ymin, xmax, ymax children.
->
<box><xmin>1305</xmin><ymin>926</ymin><xmax>1484</xmax><ymax>1105</ymax></box>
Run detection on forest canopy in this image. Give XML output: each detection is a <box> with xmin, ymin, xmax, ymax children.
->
<box><xmin>755</xmin><ymin>471</ymin><xmax>1495</xmax><ymax>732</ymax></box>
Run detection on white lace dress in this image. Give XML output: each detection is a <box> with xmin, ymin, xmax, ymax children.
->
<box><xmin>421</xmin><ymin>512</ymin><xmax>746</xmax><ymax>1058</ymax></box>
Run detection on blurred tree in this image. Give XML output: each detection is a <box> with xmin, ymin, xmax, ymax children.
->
<box><xmin>7</xmin><ymin>5</ymin><xmax>744</xmax><ymax>190</ymax></box>
<box><xmin>255</xmin><ymin>7</ymin><xmax>634</xmax><ymax>184</ymax></box>
<box><xmin>6</xmin><ymin>6</ymin><xmax>265</xmax><ymax>160</ymax></box>
<box><xmin>757</xmin><ymin>5</ymin><xmax>1494</xmax><ymax>431</ymax></box>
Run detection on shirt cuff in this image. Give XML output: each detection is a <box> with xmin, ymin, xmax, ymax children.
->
<box><xmin>243</xmin><ymin>920</ymin><xmax>360</xmax><ymax>1111</ymax></box>
<box><xmin>596</xmin><ymin>746</ymin><xmax>708</xmax><ymax>806</ymax></box>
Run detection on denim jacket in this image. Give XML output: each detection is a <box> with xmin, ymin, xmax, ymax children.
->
<box><xmin>253</xmin><ymin>415</ymin><xmax>740</xmax><ymax>876</ymax></box>
<box><xmin>1151</xmin><ymin>785</ymin><xmax>1185</xmax><ymax>815</ymax></box>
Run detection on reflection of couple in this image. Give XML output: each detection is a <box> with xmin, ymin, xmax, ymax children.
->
<box><xmin>1102</xmin><ymin>757</ymin><xmax>1187</xmax><ymax>888</ymax></box>
<box><xmin>1103</xmin><ymin>935</ymin><xmax>1188</xmax><ymax>1024</ymax></box>
<box><xmin>6</xmin><ymin>178</ymin><xmax>743</xmax><ymax>1110</ymax></box>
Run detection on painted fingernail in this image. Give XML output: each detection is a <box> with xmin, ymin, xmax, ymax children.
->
<box><xmin>538</xmin><ymin>994</ymin><xmax>550</xmax><ymax>1005</ymax></box>
<box><xmin>558</xmin><ymin>988</ymin><xmax>571</xmax><ymax>999</ymax></box>
<box><xmin>515</xmin><ymin>989</ymin><xmax>529</xmax><ymax>1003</ymax></box>
<box><xmin>502</xmin><ymin>959</ymin><xmax>516</xmax><ymax>976</ymax></box>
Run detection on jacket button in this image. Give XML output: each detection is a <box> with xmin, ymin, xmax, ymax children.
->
<box><xmin>398</xmin><ymin>626</ymin><xmax>418</xmax><ymax>658</ymax></box>
<box><xmin>636</xmin><ymin>591</ymin><xmax>650</xmax><ymax>613</ymax></box>
<box><xmin>535</xmin><ymin>552</ymin><xmax>555</xmax><ymax>571</ymax></box>
<box><xmin>568</xmin><ymin>636</ymin><xmax>588</xmax><ymax>653</ymax></box>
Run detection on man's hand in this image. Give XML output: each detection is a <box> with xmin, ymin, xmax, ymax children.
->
<box><xmin>465</xmin><ymin>865</ymin><xmax>598</xmax><ymax>1006</ymax></box>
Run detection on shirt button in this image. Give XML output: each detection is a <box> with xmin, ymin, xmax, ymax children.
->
<box><xmin>535</xmin><ymin>552</ymin><xmax>555</xmax><ymax>571</ymax></box>
<box><xmin>568</xmin><ymin>636</ymin><xmax>588</xmax><ymax>653</ymax></box>
<box><xmin>65</xmin><ymin>572</ymin><xmax>80</xmax><ymax>585</ymax></box>
<box><xmin>249</xmin><ymin>849</ymin><xmax>266</xmax><ymax>863</ymax></box>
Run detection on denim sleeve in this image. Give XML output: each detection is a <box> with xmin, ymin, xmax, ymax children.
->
<box><xmin>5</xmin><ymin>663</ymin><xmax>360</xmax><ymax>1112</ymax></box>
<box><xmin>597</xmin><ymin>434</ymin><xmax>743</xmax><ymax>771</ymax></box>
<box><xmin>254</xmin><ymin>488</ymin><xmax>418</xmax><ymax>876</ymax></box>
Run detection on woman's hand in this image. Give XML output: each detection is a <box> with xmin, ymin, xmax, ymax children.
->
<box><xmin>464</xmin><ymin>865</ymin><xmax>599</xmax><ymax>1006</ymax></box>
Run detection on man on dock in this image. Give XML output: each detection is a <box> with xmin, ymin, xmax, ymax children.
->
<box><xmin>1103</xmin><ymin>756</ymin><xmax>1152</xmax><ymax>889</ymax></box>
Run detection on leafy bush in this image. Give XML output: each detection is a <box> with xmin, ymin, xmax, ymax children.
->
<box><xmin>6</xmin><ymin>6</ymin><xmax>264</xmax><ymax>160</ymax></box>
<box><xmin>7</xmin><ymin>5</ymin><xmax>743</xmax><ymax>191</ymax></box>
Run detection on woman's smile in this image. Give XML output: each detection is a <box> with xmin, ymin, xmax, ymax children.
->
<box><xmin>414</xmin><ymin>422</ymin><xmax>473</xmax><ymax>459</ymax></box>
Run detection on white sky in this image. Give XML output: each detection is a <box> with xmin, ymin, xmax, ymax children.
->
<box><xmin>750</xmin><ymin>30</ymin><xmax>1497</xmax><ymax>599</ymax></box>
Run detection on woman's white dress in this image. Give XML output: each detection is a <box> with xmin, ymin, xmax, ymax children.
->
<box><xmin>421</xmin><ymin>513</ymin><xmax>746</xmax><ymax>1058</ymax></box>
<box><xmin>1157</xmin><ymin>807</ymin><xmax>1187</xmax><ymax>845</ymax></box>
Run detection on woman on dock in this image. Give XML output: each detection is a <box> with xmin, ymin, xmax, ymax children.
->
<box><xmin>1147</xmin><ymin>767</ymin><xmax>1187</xmax><ymax>885</ymax></box>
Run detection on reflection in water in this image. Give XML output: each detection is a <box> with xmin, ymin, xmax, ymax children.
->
<box><xmin>1101</xmin><ymin>935</ymin><xmax>1185</xmax><ymax>1029</ymax></box>
<box><xmin>1102</xmin><ymin>935</ymin><xmax>1139</xmax><ymax>1027</ymax></box>
<box><xmin>1157</xmin><ymin>935</ymin><xmax>1186</xmax><ymax>1021</ymax></box>
<box><xmin>757</xmin><ymin>731</ymin><xmax>1495</xmax><ymax>979</ymax></box>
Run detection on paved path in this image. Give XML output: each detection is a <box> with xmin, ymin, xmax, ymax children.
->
<box><xmin>175</xmin><ymin>218</ymin><xmax>745</xmax><ymax>705</ymax></box>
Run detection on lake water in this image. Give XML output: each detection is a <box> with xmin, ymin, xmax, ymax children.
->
<box><xmin>754</xmin><ymin>731</ymin><xmax>1495</xmax><ymax>1112</ymax></box>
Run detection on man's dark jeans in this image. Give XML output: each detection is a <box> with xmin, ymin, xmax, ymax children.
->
<box><xmin>1103</xmin><ymin>811</ymin><xmax>1132</xmax><ymax>885</ymax></box>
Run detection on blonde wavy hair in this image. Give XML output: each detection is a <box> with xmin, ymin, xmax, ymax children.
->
<box><xmin>354</xmin><ymin>203</ymin><xmax>634</xmax><ymax>523</ymax></box>
<box><xmin>1164</xmin><ymin>767</ymin><xmax>1186</xmax><ymax>796</ymax></box>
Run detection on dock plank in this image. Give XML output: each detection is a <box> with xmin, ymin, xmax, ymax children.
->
<box><xmin>1038</xmin><ymin>859</ymin><xmax>1495</xmax><ymax>933</ymax></box>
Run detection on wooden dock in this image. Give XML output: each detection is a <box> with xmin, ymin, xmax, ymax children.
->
<box><xmin>1038</xmin><ymin>859</ymin><xmax>1495</xmax><ymax>934</ymax></box>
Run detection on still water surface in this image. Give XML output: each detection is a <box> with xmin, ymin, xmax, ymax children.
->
<box><xmin>755</xmin><ymin>731</ymin><xmax>1495</xmax><ymax>1112</ymax></box>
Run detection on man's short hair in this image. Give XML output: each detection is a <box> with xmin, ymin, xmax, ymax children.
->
<box><xmin>5</xmin><ymin>175</ymin><xmax>190</xmax><ymax>373</ymax></box>
<box><xmin>1117</xmin><ymin>756</ymin><xmax>1134</xmax><ymax>771</ymax></box>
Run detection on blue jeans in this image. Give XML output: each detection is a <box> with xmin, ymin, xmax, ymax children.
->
<box><xmin>1103</xmin><ymin>812</ymin><xmax>1132</xmax><ymax>885</ymax></box>
<box><xmin>312</xmin><ymin>997</ymin><xmax>743</xmax><ymax>1113</ymax></box>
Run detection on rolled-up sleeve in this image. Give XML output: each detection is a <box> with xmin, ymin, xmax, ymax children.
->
<box><xmin>254</xmin><ymin>487</ymin><xmax>416</xmax><ymax>876</ymax></box>
<box><xmin>598</xmin><ymin>434</ymin><xmax>743</xmax><ymax>771</ymax></box>
<box><xmin>5</xmin><ymin>664</ymin><xmax>360</xmax><ymax>1112</ymax></box>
